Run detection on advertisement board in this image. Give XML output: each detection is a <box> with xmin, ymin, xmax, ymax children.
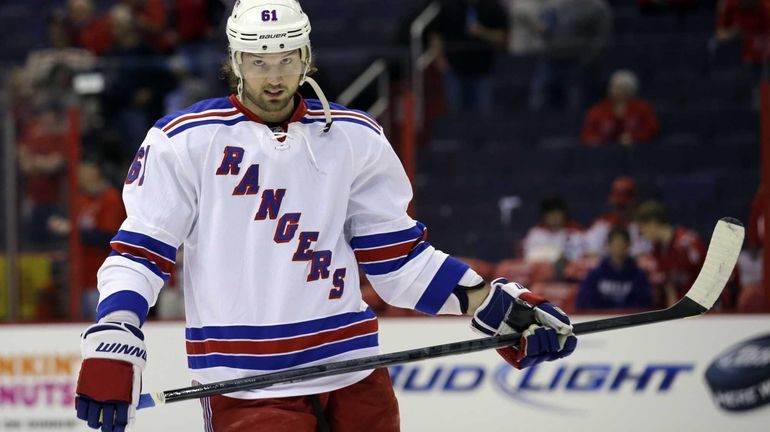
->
<box><xmin>385</xmin><ymin>316</ymin><xmax>770</xmax><ymax>432</ymax></box>
<box><xmin>1</xmin><ymin>316</ymin><xmax>769</xmax><ymax>431</ymax></box>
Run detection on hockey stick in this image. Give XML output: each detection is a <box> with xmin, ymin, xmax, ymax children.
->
<box><xmin>137</xmin><ymin>217</ymin><xmax>744</xmax><ymax>410</ymax></box>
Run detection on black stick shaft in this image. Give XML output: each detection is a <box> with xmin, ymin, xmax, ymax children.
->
<box><xmin>161</xmin><ymin>297</ymin><xmax>705</xmax><ymax>404</ymax></box>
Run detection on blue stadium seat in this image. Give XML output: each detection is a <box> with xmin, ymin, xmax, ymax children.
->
<box><xmin>663</xmin><ymin>172</ymin><xmax>717</xmax><ymax>202</ymax></box>
<box><xmin>627</xmin><ymin>142</ymin><xmax>688</xmax><ymax>174</ymax></box>
<box><xmin>712</xmin><ymin>109</ymin><xmax>758</xmax><ymax>136</ymax></box>
<box><xmin>566</xmin><ymin>145</ymin><xmax>630</xmax><ymax>177</ymax></box>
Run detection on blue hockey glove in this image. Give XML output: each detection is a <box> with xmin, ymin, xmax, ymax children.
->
<box><xmin>472</xmin><ymin>278</ymin><xmax>577</xmax><ymax>369</ymax></box>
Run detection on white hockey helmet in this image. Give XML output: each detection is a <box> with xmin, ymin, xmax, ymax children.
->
<box><xmin>227</xmin><ymin>0</ymin><xmax>311</xmax><ymax>56</ymax></box>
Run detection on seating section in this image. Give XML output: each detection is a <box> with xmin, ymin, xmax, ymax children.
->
<box><xmin>0</xmin><ymin>1</ymin><xmax>761</xmax><ymax>315</ymax></box>
<box><xmin>416</xmin><ymin>2</ymin><xmax>759</xmax><ymax>264</ymax></box>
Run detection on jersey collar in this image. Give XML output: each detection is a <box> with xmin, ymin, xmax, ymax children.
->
<box><xmin>229</xmin><ymin>94</ymin><xmax>309</xmax><ymax>128</ymax></box>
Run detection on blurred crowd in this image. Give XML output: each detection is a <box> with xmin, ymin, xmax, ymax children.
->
<box><xmin>372</xmin><ymin>0</ymin><xmax>767</xmax><ymax>316</ymax></box>
<box><xmin>365</xmin><ymin>175</ymin><xmax>755</xmax><ymax>317</ymax></box>
<box><xmin>0</xmin><ymin>0</ymin><xmax>766</xmax><ymax>320</ymax></box>
<box><xmin>4</xmin><ymin>0</ymin><xmax>229</xmax><ymax>320</ymax></box>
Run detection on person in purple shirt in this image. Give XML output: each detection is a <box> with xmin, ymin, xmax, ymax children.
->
<box><xmin>576</xmin><ymin>226</ymin><xmax>652</xmax><ymax>309</ymax></box>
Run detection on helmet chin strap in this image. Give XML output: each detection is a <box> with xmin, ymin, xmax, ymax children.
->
<box><xmin>302</xmin><ymin>76</ymin><xmax>333</xmax><ymax>133</ymax></box>
<box><xmin>298</xmin><ymin>46</ymin><xmax>332</xmax><ymax>133</ymax></box>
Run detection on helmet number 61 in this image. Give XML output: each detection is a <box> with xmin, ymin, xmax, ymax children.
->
<box><xmin>262</xmin><ymin>9</ymin><xmax>278</xmax><ymax>21</ymax></box>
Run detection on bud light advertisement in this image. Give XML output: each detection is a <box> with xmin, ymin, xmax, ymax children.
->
<box><xmin>1</xmin><ymin>318</ymin><xmax>769</xmax><ymax>431</ymax></box>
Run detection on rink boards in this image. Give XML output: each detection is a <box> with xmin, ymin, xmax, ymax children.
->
<box><xmin>1</xmin><ymin>315</ymin><xmax>769</xmax><ymax>431</ymax></box>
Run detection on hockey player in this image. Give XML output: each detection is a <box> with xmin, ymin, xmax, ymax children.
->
<box><xmin>74</xmin><ymin>1</ymin><xmax>577</xmax><ymax>431</ymax></box>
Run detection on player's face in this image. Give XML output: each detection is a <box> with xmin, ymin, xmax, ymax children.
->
<box><xmin>240</xmin><ymin>51</ymin><xmax>304</xmax><ymax>116</ymax></box>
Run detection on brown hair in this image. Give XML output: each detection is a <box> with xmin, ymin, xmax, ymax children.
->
<box><xmin>220</xmin><ymin>60</ymin><xmax>239</xmax><ymax>92</ymax></box>
<box><xmin>635</xmin><ymin>199</ymin><xmax>668</xmax><ymax>224</ymax></box>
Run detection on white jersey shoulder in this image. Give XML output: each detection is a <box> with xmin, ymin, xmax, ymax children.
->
<box><xmin>302</xmin><ymin>99</ymin><xmax>384</xmax><ymax>136</ymax></box>
<box><xmin>154</xmin><ymin>97</ymin><xmax>247</xmax><ymax>139</ymax></box>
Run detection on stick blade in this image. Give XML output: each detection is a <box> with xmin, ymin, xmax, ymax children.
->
<box><xmin>138</xmin><ymin>392</ymin><xmax>165</xmax><ymax>410</ymax></box>
<box><xmin>684</xmin><ymin>217</ymin><xmax>744</xmax><ymax>311</ymax></box>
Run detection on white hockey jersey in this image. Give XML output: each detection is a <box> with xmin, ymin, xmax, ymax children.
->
<box><xmin>96</xmin><ymin>95</ymin><xmax>470</xmax><ymax>398</ymax></box>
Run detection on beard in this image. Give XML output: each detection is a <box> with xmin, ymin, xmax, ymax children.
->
<box><xmin>243</xmin><ymin>82</ymin><xmax>296</xmax><ymax>114</ymax></box>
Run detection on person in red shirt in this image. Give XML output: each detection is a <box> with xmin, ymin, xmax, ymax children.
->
<box><xmin>48</xmin><ymin>155</ymin><xmax>126</xmax><ymax>318</ymax></box>
<box><xmin>18</xmin><ymin>108</ymin><xmax>68</xmax><ymax>249</ymax></box>
<box><xmin>170</xmin><ymin>0</ymin><xmax>226</xmax><ymax>89</ymax></box>
<box><xmin>584</xmin><ymin>176</ymin><xmax>651</xmax><ymax>258</ymax></box>
<box><xmin>747</xmin><ymin>182</ymin><xmax>765</xmax><ymax>253</ymax></box>
<box><xmin>580</xmin><ymin>69</ymin><xmax>660</xmax><ymax>146</ymax></box>
<box><xmin>122</xmin><ymin>0</ymin><xmax>171</xmax><ymax>52</ymax></box>
<box><xmin>737</xmin><ymin>183</ymin><xmax>765</xmax><ymax>311</ymax></box>
<box><xmin>64</xmin><ymin>0</ymin><xmax>114</xmax><ymax>56</ymax></box>
<box><xmin>715</xmin><ymin>0</ymin><xmax>770</xmax><ymax>64</ymax></box>
<box><xmin>635</xmin><ymin>200</ymin><xmax>706</xmax><ymax>307</ymax></box>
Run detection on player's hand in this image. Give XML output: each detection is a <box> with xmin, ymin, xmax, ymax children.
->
<box><xmin>76</xmin><ymin>322</ymin><xmax>146</xmax><ymax>432</ymax></box>
<box><xmin>471</xmin><ymin>278</ymin><xmax>577</xmax><ymax>369</ymax></box>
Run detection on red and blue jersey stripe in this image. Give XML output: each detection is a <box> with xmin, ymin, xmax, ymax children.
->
<box><xmin>154</xmin><ymin>97</ymin><xmax>248</xmax><ymax>138</ymax></box>
<box><xmin>414</xmin><ymin>255</ymin><xmax>469</xmax><ymax>315</ymax></box>
<box><xmin>109</xmin><ymin>230</ymin><xmax>177</xmax><ymax>281</ymax></box>
<box><xmin>185</xmin><ymin>308</ymin><xmax>378</xmax><ymax>371</ymax></box>
<box><xmin>351</xmin><ymin>222</ymin><xmax>469</xmax><ymax>315</ymax></box>
<box><xmin>350</xmin><ymin>223</ymin><xmax>429</xmax><ymax>276</ymax></box>
<box><xmin>302</xmin><ymin>99</ymin><xmax>383</xmax><ymax>135</ymax></box>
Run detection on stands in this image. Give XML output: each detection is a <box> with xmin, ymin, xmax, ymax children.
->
<box><xmin>0</xmin><ymin>0</ymin><xmax>763</xmax><ymax>319</ymax></box>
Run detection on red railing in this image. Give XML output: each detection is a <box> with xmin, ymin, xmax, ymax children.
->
<box><xmin>66</xmin><ymin>108</ymin><xmax>82</xmax><ymax>320</ymax></box>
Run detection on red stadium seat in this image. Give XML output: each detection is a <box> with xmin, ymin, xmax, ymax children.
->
<box><xmin>530</xmin><ymin>282</ymin><xmax>579</xmax><ymax>314</ymax></box>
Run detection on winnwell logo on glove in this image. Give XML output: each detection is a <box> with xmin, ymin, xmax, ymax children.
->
<box><xmin>94</xmin><ymin>342</ymin><xmax>147</xmax><ymax>360</ymax></box>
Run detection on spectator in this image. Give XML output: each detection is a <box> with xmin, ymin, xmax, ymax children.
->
<box><xmin>170</xmin><ymin>0</ymin><xmax>226</xmax><ymax>88</ymax></box>
<box><xmin>65</xmin><ymin>0</ymin><xmax>114</xmax><ymax>56</ymax></box>
<box><xmin>738</xmin><ymin>183</ymin><xmax>764</xmax><ymax>296</ymax></box>
<box><xmin>584</xmin><ymin>176</ymin><xmax>652</xmax><ymax>258</ymax></box>
<box><xmin>101</xmin><ymin>4</ymin><xmax>177</xmax><ymax>161</ymax></box>
<box><xmin>164</xmin><ymin>0</ymin><xmax>228</xmax><ymax>112</ymax></box>
<box><xmin>715</xmin><ymin>0</ymin><xmax>770</xmax><ymax>65</ymax></box>
<box><xmin>27</xmin><ymin>12</ymin><xmax>96</xmax><ymax>84</ymax></box>
<box><xmin>122</xmin><ymin>0</ymin><xmax>172</xmax><ymax>53</ymax></box>
<box><xmin>580</xmin><ymin>70</ymin><xmax>660</xmax><ymax>146</ymax></box>
<box><xmin>523</xmin><ymin>197</ymin><xmax>585</xmax><ymax>263</ymax></box>
<box><xmin>503</xmin><ymin>0</ymin><xmax>546</xmax><ymax>55</ymax></box>
<box><xmin>17</xmin><ymin>10</ymin><xmax>95</xmax><ymax>123</ymax></box>
<box><xmin>528</xmin><ymin>0</ymin><xmax>611</xmax><ymax>112</ymax></box>
<box><xmin>429</xmin><ymin>0</ymin><xmax>509</xmax><ymax>115</ymax></box>
<box><xmin>47</xmin><ymin>154</ymin><xmax>125</xmax><ymax>318</ymax></box>
<box><xmin>17</xmin><ymin>107</ymin><xmax>68</xmax><ymax>249</ymax></box>
<box><xmin>576</xmin><ymin>226</ymin><xmax>652</xmax><ymax>310</ymax></box>
<box><xmin>635</xmin><ymin>200</ymin><xmax>706</xmax><ymax>307</ymax></box>
<box><xmin>747</xmin><ymin>182</ymin><xmax>765</xmax><ymax>254</ymax></box>
<box><xmin>737</xmin><ymin>183</ymin><xmax>765</xmax><ymax>310</ymax></box>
